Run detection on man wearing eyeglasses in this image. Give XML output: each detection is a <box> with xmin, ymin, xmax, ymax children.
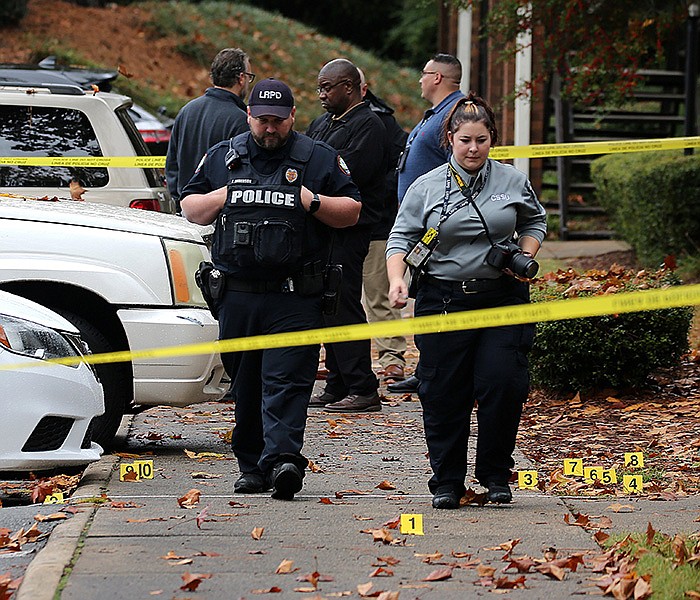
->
<box><xmin>166</xmin><ymin>47</ymin><xmax>255</xmax><ymax>208</ymax></box>
<box><xmin>387</xmin><ymin>53</ymin><xmax>465</xmax><ymax>396</ymax></box>
<box><xmin>306</xmin><ymin>58</ymin><xmax>388</xmax><ymax>413</ymax></box>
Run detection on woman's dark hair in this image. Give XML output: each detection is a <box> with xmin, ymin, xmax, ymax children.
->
<box><xmin>440</xmin><ymin>91</ymin><xmax>498</xmax><ymax>148</ymax></box>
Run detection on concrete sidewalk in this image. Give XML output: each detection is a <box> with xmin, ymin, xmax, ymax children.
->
<box><xmin>537</xmin><ymin>239</ymin><xmax>631</xmax><ymax>261</ymax></box>
<box><xmin>16</xmin><ymin>386</ymin><xmax>698</xmax><ymax>600</ymax></box>
<box><xmin>17</xmin><ymin>238</ymin><xmax>698</xmax><ymax>599</ymax></box>
<box><xmin>17</xmin><ymin>398</ymin><xmax>600</xmax><ymax>600</ymax></box>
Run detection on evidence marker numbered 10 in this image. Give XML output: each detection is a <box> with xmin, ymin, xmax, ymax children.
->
<box><xmin>119</xmin><ymin>459</ymin><xmax>155</xmax><ymax>481</ymax></box>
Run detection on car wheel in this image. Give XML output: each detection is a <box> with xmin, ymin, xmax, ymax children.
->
<box><xmin>47</xmin><ymin>308</ymin><xmax>129</xmax><ymax>449</ymax></box>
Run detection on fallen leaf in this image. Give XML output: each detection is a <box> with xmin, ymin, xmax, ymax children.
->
<box><xmin>634</xmin><ymin>575</ymin><xmax>652</xmax><ymax>599</ymax></box>
<box><xmin>117</xmin><ymin>64</ymin><xmax>134</xmax><ymax>78</ymax></box>
<box><xmin>161</xmin><ymin>551</ymin><xmax>187</xmax><ymax>560</ymax></box>
<box><xmin>191</xmin><ymin>472</ymin><xmax>222</xmax><ymax>479</ymax></box>
<box><xmin>485</xmin><ymin>538</ymin><xmax>521</xmax><ymax>554</ymax></box>
<box><xmin>534</xmin><ymin>562</ymin><xmax>566</xmax><ymax>580</ymax></box>
<box><xmin>415</xmin><ymin>551</ymin><xmax>443</xmax><ymax>563</ymax></box>
<box><xmin>179</xmin><ymin>572</ymin><xmax>211</xmax><ymax>591</ymax></box>
<box><xmin>382</xmin><ymin>517</ymin><xmax>400</xmax><ymax>529</ymax></box>
<box><xmin>361</xmin><ymin>528</ymin><xmax>394</xmax><ymax>544</ymax></box>
<box><xmin>177</xmin><ymin>489</ymin><xmax>201</xmax><ymax>508</ymax></box>
<box><xmin>369</xmin><ymin>566</ymin><xmax>393</xmax><ymax>577</ymax></box>
<box><xmin>505</xmin><ymin>557</ymin><xmax>536</xmax><ymax>572</ymax></box>
<box><xmin>34</xmin><ymin>513</ymin><xmax>68</xmax><ymax>522</ymax></box>
<box><xmin>477</xmin><ymin>564</ymin><xmax>496</xmax><ymax>577</ymax></box>
<box><xmin>376</xmin><ymin>480</ymin><xmax>396</xmax><ymax>490</ymax></box>
<box><xmin>196</xmin><ymin>506</ymin><xmax>209</xmax><ymax>529</ymax></box>
<box><xmin>608</xmin><ymin>503</ymin><xmax>635</xmax><ymax>513</ymax></box>
<box><xmin>594</xmin><ymin>531</ymin><xmax>611</xmax><ymax>544</ymax></box>
<box><xmin>646</xmin><ymin>522</ymin><xmax>656</xmax><ymax>546</ymax></box>
<box><xmin>184</xmin><ymin>450</ymin><xmax>226</xmax><ymax>460</ymax></box>
<box><xmin>543</xmin><ymin>547</ymin><xmax>558</xmax><ymax>561</ymax></box>
<box><xmin>423</xmin><ymin>567</ymin><xmax>452</xmax><ymax>581</ymax></box>
<box><xmin>494</xmin><ymin>575</ymin><xmax>527</xmax><ymax>589</ymax></box>
<box><xmin>109</xmin><ymin>501</ymin><xmax>141</xmax><ymax>509</ymax></box>
<box><xmin>275</xmin><ymin>559</ymin><xmax>296</xmax><ymax>574</ymax></box>
<box><xmin>251</xmin><ymin>586</ymin><xmax>282</xmax><ymax>594</ymax></box>
<box><xmin>295</xmin><ymin>571</ymin><xmax>320</xmax><ymax>589</ymax></box>
<box><xmin>251</xmin><ymin>527</ymin><xmax>264</xmax><ymax>540</ymax></box>
<box><xmin>69</xmin><ymin>179</ymin><xmax>86</xmax><ymax>201</ymax></box>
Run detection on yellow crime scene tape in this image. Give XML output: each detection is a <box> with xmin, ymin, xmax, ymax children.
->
<box><xmin>1</xmin><ymin>135</ymin><xmax>699</xmax><ymax>371</ymax></box>
<box><xmin>1</xmin><ymin>136</ymin><xmax>699</xmax><ymax>167</ymax></box>
<box><xmin>1</xmin><ymin>284</ymin><xmax>699</xmax><ymax>372</ymax></box>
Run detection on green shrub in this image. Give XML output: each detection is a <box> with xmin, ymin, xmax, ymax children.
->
<box><xmin>530</xmin><ymin>266</ymin><xmax>693</xmax><ymax>391</ymax></box>
<box><xmin>0</xmin><ymin>0</ymin><xmax>28</xmax><ymax>23</ymax></box>
<box><xmin>591</xmin><ymin>151</ymin><xmax>700</xmax><ymax>266</ymax></box>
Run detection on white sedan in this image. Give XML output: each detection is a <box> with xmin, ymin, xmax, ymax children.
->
<box><xmin>0</xmin><ymin>291</ymin><xmax>103</xmax><ymax>471</ymax></box>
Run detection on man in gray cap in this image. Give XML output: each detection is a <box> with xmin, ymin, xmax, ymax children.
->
<box><xmin>180</xmin><ymin>78</ymin><xmax>362</xmax><ymax>501</ymax></box>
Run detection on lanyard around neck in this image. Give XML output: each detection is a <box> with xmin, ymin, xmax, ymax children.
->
<box><xmin>444</xmin><ymin>161</ymin><xmax>495</xmax><ymax>246</ymax></box>
<box><xmin>437</xmin><ymin>161</ymin><xmax>489</xmax><ymax>226</ymax></box>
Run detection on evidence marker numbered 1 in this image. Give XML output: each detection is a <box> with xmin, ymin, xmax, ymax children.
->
<box><xmin>400</xmin><ymin>514</ymin><xmax>424</xmax><ymax>535</ymax></box>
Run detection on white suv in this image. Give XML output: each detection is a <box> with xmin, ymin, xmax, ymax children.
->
<box><xmin>0</xmin><ymin>83</ymin><xmax>174</xmax><ymax>213</ymax></box>
<box><xmin>0</xmin><ymin>196</ymin><xmax>226</xmax><ymax>447</ymax></box>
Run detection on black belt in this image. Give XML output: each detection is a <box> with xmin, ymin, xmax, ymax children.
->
<box><xmin>424</xmin><ymin>274</ymin><xmax>506</xmax><ymax>294</ymax></box>
<box><xmin>226</xmin><ymin>276</ymin><xmax>295</xmax><ymax>293</ymax></box>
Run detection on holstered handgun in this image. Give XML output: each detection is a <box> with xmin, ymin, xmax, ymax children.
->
<box><xmin>321</xmin><ymin>264</ymin><xmax>343</xmax><ymax>316</ymax></box>
<box><xmin>195</xmin><ymin>261</ymin><xmax>224</xmax><ymax>320</ymax></box>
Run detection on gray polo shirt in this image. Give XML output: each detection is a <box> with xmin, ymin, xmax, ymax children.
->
<box><xmin>386</xmin><ymin>157</ymin><xmax>547</xmax><ymax>280</ymax></box>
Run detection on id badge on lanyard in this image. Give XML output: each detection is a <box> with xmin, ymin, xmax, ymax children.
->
<box><xmin>404</xmin><ymin>227</ymin><xmax>439</xmax><ymax>269</ymax></box>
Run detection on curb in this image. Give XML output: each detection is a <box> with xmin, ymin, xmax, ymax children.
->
<box><xmin>16</xmin><ymin>415</ymin><xmax>132</xmax><ymax>600</ymax></box>
<box><xmin>16</xmin><ymin>456</ymin><xmax>117</xmax><ymax>600</ymax></box>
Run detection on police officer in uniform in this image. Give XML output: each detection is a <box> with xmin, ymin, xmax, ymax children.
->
<box><xmin>180</xmin><ymin>78</ymin><xmax>361</xmax><ymax>500</ymax></box>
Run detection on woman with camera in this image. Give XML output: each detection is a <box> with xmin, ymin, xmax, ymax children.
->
<box><xmin>386</xmin><ymin>93</ymin><xmax>547</xmax><ymax>509</ymax></box>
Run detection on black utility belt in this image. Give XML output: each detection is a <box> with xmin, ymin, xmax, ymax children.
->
<box><xmin>423</xmin><ymin>274</ymin><xmax>507</xmax><ymax>294</ymax></box>
<box><xmin>224</xmin><ymin>260</ymin><xmax>326</xmax><ymax>296</ymax></box>
<box><xmin>226</xmin><ymin>277</ymin><xmax>298</xmax><ymax>294</ymax></box>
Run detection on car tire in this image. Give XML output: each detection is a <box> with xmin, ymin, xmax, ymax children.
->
<box><xmin>47</xmin><ymin>308</ymin><xmax>129</xmax><ymax>449</ymax></box>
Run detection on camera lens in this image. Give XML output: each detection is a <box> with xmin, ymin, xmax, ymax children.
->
<box><xmin>509</xmin><ymin>253</ymin><xmax>539</xmax><ymax>279</ymax></box>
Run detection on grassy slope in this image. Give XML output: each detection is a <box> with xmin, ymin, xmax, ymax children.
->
<box><xmin>28</xmin><ymin>0</ymin><xmax>426</xmax><ymax>131</ymax></box>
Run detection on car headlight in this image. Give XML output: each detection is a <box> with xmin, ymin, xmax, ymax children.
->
<box><xmin>0</xmin><ymin>314</ymin><xmax>81</xmax><ymax>366</ymax></box>
<box><xmin>163</xmin><ymin>239</ymin><xmax>208</xmax><ymax>308</ymax></box>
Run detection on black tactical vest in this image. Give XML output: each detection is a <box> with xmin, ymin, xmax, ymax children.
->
<box><xmin>212</xmin><ymin>134</ymin><xmax>318</xmax><ymax>277</ymax></box>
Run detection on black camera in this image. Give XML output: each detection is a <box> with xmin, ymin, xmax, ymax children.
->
<box><xmin>486</xmin><ymin>241</ymin><xmax>539</xmax><ymax>279</ymax></box>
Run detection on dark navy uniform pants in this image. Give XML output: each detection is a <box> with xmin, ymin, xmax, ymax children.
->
<box><xmin>322</xmin><ymin>225</ymin><xmax>379</xmax><ymax>396</ymax></box>
<box><xmin>218</xmin><ymin>289</ymin><xmax>322</xmax><ymax>479</ymax></box>
<box><xmin>414</xmin><ymin>278</ymin><xmax>535</xmax><ymax>495</ymax></box>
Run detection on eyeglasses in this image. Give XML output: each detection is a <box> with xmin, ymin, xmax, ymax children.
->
<box><xmin>242</xmin><ymin>72</ymin><xmax>256</xmax><ymax>83</ymax></box>
<box><xmin>316</xmin><ymin>79</ymin><xmax>349</xmax><ymax>95</ymax></box>
<box><xmin>421</xmin><ymin>70</ymin><xmax>440</xmax><ymax>78</ymax></box>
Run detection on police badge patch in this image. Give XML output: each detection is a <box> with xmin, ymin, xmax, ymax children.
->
<box><xmin>337</xmin><ymin>155</ymin><xmax>351</xmax><ymax>176</ymax></box>
<box><xmin>285</xmin><ymin>168</ymin><xmax>299</xmax><ymax>183</ymax></box>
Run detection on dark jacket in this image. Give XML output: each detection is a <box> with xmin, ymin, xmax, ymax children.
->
<box><xmin>306</xmin><ymin>101</ymin><xmax>387</xmax><ymax>227</ymax></box>
<box><xmin>365</xmin><ymin>89</ymin><xmax>408</xmax><ymax>240</ymax></box>
<box><xmin>165</xmin><ymin>87</ymin><xmax>248</xmax><ymax>203</ymax></box>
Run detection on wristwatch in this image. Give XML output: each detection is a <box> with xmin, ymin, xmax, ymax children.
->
<box><xmin>309</xmin><ymin>193</ymin><xmax>321</xmax><ymax>214</ymax></box>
